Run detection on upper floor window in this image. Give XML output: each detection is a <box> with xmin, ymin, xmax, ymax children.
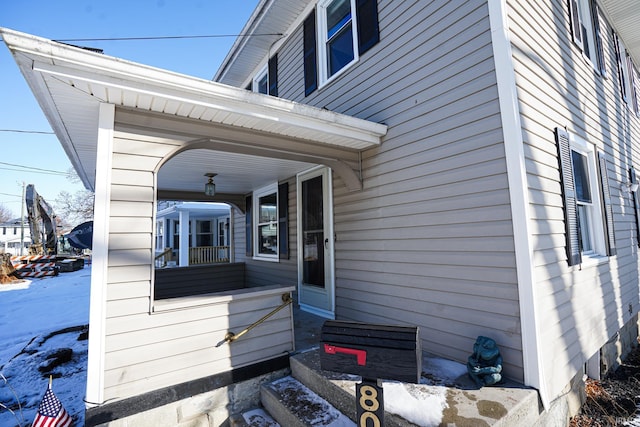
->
<box><xmin>253</xmin><ymin>65</ymin><xmax>269</xmax><ymax>94</ymax></box>
<box><xmin>319</xmin><ymin>0</ymin><xmax>357</xmax><ymax>80</ymax></box>
<box><xmin>304</xmin><ymin>0</ymin><xmax>379</xmax><ymax>95</ymax></box>
<box><xmin>252</xmin><ymin>55</ymin><xmax>278</xmax><ymax>96</ymax></box>
<box><xmin>568</xmin><ymin>0</ymin><xmax>605</xmax><ymax>75</ymax></box>
<box><xmin>613</xmin><ymin>33</ymin><xmax>640</xmax><ymax>115</ymax></box>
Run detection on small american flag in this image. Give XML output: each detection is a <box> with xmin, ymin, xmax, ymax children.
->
<box><xmin>32</xmin><ymin>383</ymin><xmax>72</xmax><ymax>427</ymax></box>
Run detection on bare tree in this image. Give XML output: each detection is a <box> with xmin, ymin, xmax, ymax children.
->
<box><xmin>0</xmin><ymin>204</ymin><xmax>14</xmax><ymax>223</ymax></box>
<box><xmin>55</xmin><ymin>189</ymin><xmax>94</xmax><ymax>226</ymax></box>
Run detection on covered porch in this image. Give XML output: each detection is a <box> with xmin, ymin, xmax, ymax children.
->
<box><xmin>0</xmin><ymin>27</ymin><xmax>387</xmax><ymax>418</ymax></box>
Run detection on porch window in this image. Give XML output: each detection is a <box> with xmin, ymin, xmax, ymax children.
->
<box><xmin>196</xmin><ymin>220</ymin><xmax>213</xmax><ymax>246</ymax></box>
<box><xmin>155</xmin><ymin>221</ymin><xmax>163</xmax><ymax>250</ymax></box>
<box><xmin>254</xmin><ymin>183</ymin><xmax>279</xmax><ymax>260</ymax></box>
<box><xmin>173</xmin><ymin>220</ymin><xmax>191</xmax><ymax>249</ymax></box>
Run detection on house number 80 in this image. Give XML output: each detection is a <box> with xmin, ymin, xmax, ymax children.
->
<box><xmin>357</xmin><ymin>381</ymin><xmax>383</xmax><ymax>427</ymax></box>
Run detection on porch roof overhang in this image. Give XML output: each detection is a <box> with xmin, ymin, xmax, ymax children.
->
<box><xmin>0</xmin><ymin>28</ymin><xmax>386</xmax><ymax>194</ymax></box>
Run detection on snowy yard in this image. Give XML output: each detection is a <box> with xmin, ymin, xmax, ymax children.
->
<box><xmin>0</xmin><ymin>265</ymin><xmax>90</xmax><ymax>427</ymax></box>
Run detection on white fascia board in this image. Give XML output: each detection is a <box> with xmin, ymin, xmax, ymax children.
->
<box><xmin>488</xmin><ymin>0</ymin><xmax>548</xmax><ymax>409</ymax></box>
<box><xmin>1</xmin><ymin>28</ymin><xmax>386</xmax><ymax>149</ymax></box>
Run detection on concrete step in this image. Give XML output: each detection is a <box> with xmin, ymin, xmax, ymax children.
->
<box><xmin>261</xmin><ymin>375</ymin><xmax>355</xmax><ymax>427</ymax></box>
<box><xmin>229</xmin><ymin>408</ymin><xmax>280</xmax><ymax>427</ymax></box>
<box><xmin>288</xmin><ymin>348</ymin><xmax>542</xmax><ymax>427</ymax></box>
<box><xmin>239</xmin><ymin>347</ymin><xmax>541</xmax><ymax>426</ymax></box>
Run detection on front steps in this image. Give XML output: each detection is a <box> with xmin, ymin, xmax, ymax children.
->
<box><xmin>233</xmin><ymin>348</ymin><xmax>541</xmax><ymax>426</ymax></box>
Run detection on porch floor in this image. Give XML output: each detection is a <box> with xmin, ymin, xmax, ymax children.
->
<box><xmin>292</xmin><ymin>301</ymin><xmax>326</xmax><ymax>351</ymax></box>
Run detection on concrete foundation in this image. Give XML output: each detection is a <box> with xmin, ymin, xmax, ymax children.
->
<box><xmin>601</xmin><ymin>313</ymin><xmax>640</xmax><ymax>377</ymax></box>
<box><xmin>93</xmin><ymin>368</ymin><xmax>289</xmax><ymax>427</ymax></box>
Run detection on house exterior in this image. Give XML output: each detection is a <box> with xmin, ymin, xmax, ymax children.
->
<box><xmin>2</xmin><ymin>0</ymin><xmax>640</xmax><ymax>425</ymax></box>
<box><xmin>154</xmin><ymin>202</ymin><xmax>231</xmax><ymax>267</ymax></box>
<box><xmin>0</xmin><ymin>218</ymin><xmax>30</xmax><ymax>255</ymax></box>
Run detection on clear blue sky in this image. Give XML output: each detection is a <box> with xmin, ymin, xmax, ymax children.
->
<box><xmin>0</xmin><ymin>0</ymin><xmax>259</xmax><ymax>220</ymax></box>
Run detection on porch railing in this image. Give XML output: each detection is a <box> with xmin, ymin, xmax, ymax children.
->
<box><xmin>189</xmin><ymin>245</ymin><xmax>230</xmax><ymax>265</ymax></box>
<box><xmin>154</xmin><ymin>247</ymin><xmax>173</xmax><ymax>268</ymax></box>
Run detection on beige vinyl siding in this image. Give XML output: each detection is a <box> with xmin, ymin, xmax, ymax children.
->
<box><xmin>102</xmin><ymin>126</ymin><xmax>294</xmax><ymax>401</ymax></box>
<box><xmin>508</xmin><ymin>0</ymin><xmax>640</xmax><ymax>400</ymax></box>
<box><xmin>278</xmin><ymin>1</ymin><xmax>522</xmax><ymax>379</ymax></box>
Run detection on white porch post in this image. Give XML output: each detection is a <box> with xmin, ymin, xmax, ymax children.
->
<box><xmin>179</xmin><ymin>210</ymin><xmax>190</xmax><ymax>266</ymax></box>
<box><xmin>85</xmin><ymin>102</ymin><xmax>114</xmax><ymax>407</ymax></box>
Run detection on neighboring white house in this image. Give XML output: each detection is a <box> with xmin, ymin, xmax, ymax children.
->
<box><xmin>0</xmin><ymin>218</ymin><xmax>30</xmax><ymax>255</ymax></box>
<box><xmin>154</xmin><ymin>202</ymin><xmax>231</xmax><ymax>267</ymax></box>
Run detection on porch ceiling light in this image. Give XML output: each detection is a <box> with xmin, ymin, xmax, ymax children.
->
<box><xmin>204</xmin><ymin>173</ymin><xmax>217</xmax><ymax>196</ymax></box>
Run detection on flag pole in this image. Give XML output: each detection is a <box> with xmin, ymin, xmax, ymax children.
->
<box><xmin>49</xmin><ymin>375</ymin><xmax>52</xmax><ymax>388</ymax></box>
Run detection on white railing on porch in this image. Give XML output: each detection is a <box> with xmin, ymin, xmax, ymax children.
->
<box><xmin>189</xmin><ymin>245</ymin><xmax>230</xmax><ymax>265</ymax></box>
<box><xmin>155</xmin><ymin>247</ymin><xmax>173</xmax><ymax>268</ymax></box>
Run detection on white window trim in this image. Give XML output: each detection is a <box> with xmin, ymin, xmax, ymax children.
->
<box><xmin>317</xmin><ymin>0</ymin><xmax>359</xmax><ymax>88</ymax></box>
<box><xmin>569</xmin><ymin>133</ymin><xmax>606</xmax><ymax>262</ymax></box>
<box><xmin>576</xmin><ymin>0</ymin><xmax>597</xmax><ymax>69</ymax></box>
<box><xmin>253</xmin><ymin>182</ymin><xmax>279</xmax><ymax>262</ymax></box>
<box><xmin>253</xmin><ymin>63</ymin><xmax>268</xmax><ymax>94</ymax></box>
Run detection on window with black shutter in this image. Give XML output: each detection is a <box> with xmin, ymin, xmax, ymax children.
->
<box><xmin>568</xmin><ymin>0</ymin><xmax>605</xmax><ymax>75</ymax></box>
<box><xmin>310</xmin><ymin>0</ymin><xmax>379</xmax><ymax>91</ymax></box>
<box><xmin>555</xmin><ymin>127</ymin><xmax>616</xmax><ymax>265</ymax></box>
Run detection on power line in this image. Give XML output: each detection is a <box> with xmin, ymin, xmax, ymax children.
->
<box><xmin>0</xmin><ymin>192</ymin><xmax>22</xmax><ymax>198</ymax></box>
<box><xmin>0</xmin><ymin>129</ymin><xmax>55</xmax><ymax>134</ymax></box>
<box><xmin>0</xmin><ymin>162</ymin><xmax>68</xmax><ymax>176</ymax></box>
<box><xmin>55</xmin><ymin>33</ymin><xmax>283</xmax><ymax>42</ymax></box>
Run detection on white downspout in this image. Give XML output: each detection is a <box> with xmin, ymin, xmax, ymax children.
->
<box><xmin>85</xmin><ymin>102</ymin><xmax>115</xmax><ymax>407</ymax></box>
<box><xmin>487</xmin><ymin>0</ymin><xmax>549</xmax><ymax>408</ymax></box>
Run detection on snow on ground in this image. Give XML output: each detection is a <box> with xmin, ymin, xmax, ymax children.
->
<box><xmin>0</xmin><ymin>265</ymin><xmax>90</xmax><ymax>427</ymax></box>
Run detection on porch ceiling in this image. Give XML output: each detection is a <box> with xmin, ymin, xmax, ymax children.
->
<box><xmin>0</xmin><ymin>28</ymin><xmax>386</xmax><ymax>196</ymax></box>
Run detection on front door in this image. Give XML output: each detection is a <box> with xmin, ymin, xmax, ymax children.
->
<box><xmin>297</xmin><ymin>167</ymin><xmax>334</xmax><ymax>318</ymax></box>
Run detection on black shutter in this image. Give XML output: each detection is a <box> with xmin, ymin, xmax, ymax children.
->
<box><xmin>245</xmin><ymin>195</ymin><xmax>252</xmax><ymax>257</ymax></box>
<box><xmin>278</xmin><ymin>182</ymin><xmax>289</xmax><ymax>259</ymax></box>
<box><xmin>613</xmin><ymin>32</ymin><xmax>627</xmax><ymax>100</ymax></box>
<box><xmin>631</xmin><ymin>167</ymin><xmax>640</xmax><ymax>248</ymax></box>
<box><xmin>597</xmin><ymin>152</ymin><xmax>616</xmax><ymax>256</ymax></box>
<box><xmin>555</xmin><ymin>127</ymin><xmax>582</xmax><ymax>266</ymax></box>
<box><xmin>568</xmin><ymin>0</ymin><xmax>583</xmax><ymax>51</ymax></box>
<box><xmin>303</xmin><ymin>9</ymin><xmax>318</xmax><ymax>96</ymax></box>
<box><xmin>356</xmin><ymin>0</ymin><xmax>379</xmax><ymax>55</ymax></box>
<box><xmin>268</xmin><ymin>54</ymin><xmax>278</xmax><ymax>97</ymax></box>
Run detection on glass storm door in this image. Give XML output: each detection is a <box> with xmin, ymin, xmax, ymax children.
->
<box><xmin>297</xmin><ymin>167</ymin><xmax>334</xmax><ymax>317</ymax></box>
